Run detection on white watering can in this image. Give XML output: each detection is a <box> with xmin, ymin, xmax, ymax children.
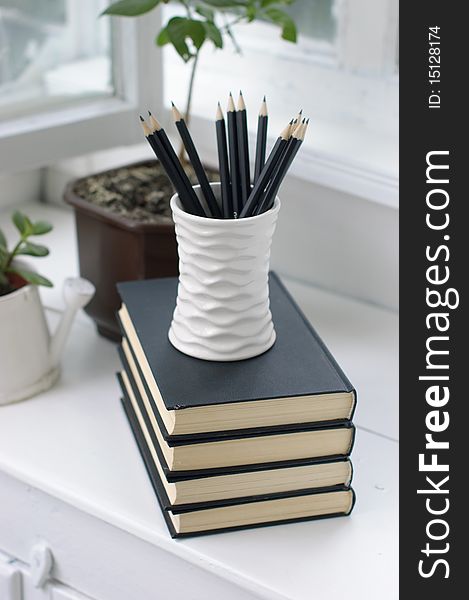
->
<box><xmin>0</xmin><ymin>277</ymin><xmax>95</xmax><ymax>405</ymax></box>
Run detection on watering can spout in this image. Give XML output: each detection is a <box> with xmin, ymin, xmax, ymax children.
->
<box><xmin>49</xmin><ymin>278</ymin><xmax>95</xmax><ymax>368</ymax></box>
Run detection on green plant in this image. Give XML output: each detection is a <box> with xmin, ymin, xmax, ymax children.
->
<box><xmin>102</xmin><ymin>0</ymin><xmax>298</xmax><ymax>127</ymax></box>
<box><xmin>0</xmin><ymin>212</ymin><xmax>53</xmax><ymax>297</ymax></box>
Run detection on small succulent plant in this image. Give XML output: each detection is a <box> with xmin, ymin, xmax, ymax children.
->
<box><xmin>0</xmin><ymin>211</ymin><xmax>53</xmax><ymax>297</ymax></box>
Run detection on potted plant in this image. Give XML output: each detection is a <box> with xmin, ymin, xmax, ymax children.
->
<box><xmin>0</xmin><ymin>212</ymin><xmax>94</xmax><ymax>405</ymax></box>
<box><xmin>65</xmin><ymin>0</ymin><xmax>298</xmax><ymax>341</ymax></box>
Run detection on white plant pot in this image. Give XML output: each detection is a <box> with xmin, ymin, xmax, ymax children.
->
<box><xmin>0</xmin><ymin>284</ymin><xmax>59</xmax><ymax>405</ymax></box>
<box><xmin>0</xmin><ymin>274</ymin><xmax>95</xmax><ymax>406</ymax></box>
<box><xmin>168</xmin><ymin>183</ymin><xmax>280</xmax><ymax>361</ymax></box>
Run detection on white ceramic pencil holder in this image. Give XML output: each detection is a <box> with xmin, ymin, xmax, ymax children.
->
<box><xmin>168</xmin><ymin>183</ymin><xmax>280</xmax><ymax>361</ymax></box>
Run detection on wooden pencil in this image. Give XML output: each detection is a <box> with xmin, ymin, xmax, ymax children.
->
<box><xmin>171</xmin><ymin>103</ymin><xmax>221</xmax><ymax>218</ymax></box>
<box><xmin>148</xmin><ymin>111</ymin><xmax>207</xmax><ymax>217</ymax></box>
<box><xmin>236</xmin><ymin>91</ymin><xmax>250</xmax><ymax>209</ymax></box>
<box><xmin>254</xmin><ymin>96</ymin><xmax>268</xmax><ymax>183</ymax></box>
<box><xmin>215</xmin><ymin>102</ymin><xmax>232</xmax><ymax>219</ymax></box>
<box><xmin>227</xmin><ymin>93</ymin><xmax>241</xmax><ymax>217</ymax></box>
<box><xmin>292</xmin><ymin>109</ymin><xmax>303</xmax><ymax>133</ymax></box>
<box><xmin>140</xmin><ymin>116</ymin><xmax>200</xmax><ymax>215</ymax></box>
<box><xmin>256</xmin><ymin>119</ymin><xmax>308</xmax><ymax>215</ymax></box>
<box><xmin>239</xmin><ymin>121</ymin><xmax>292</xmax><ymax>218</ymax></box>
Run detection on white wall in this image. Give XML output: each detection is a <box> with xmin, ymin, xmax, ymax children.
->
<box><xmin>270</xmin><ymin>175</ymin><xmax>398</xmax><ymax>310</ymax></box>
<box><xmin>0</xmin><ymin>171</ymin><xmax>43</xmax><ymax>211</ymax></box>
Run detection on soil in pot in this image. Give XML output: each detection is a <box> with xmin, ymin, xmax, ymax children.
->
<box><xmin>72</xmin><ymin>160</ymin><xmax>219</xmax><ymax>223</ymax></box>
<box><xmin>0</xmin><ymin>273</ymin><xmax>28</xmax><ymax>297</ymax></box>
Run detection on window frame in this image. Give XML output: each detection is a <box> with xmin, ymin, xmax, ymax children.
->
<box><xmin>160</xmin><ymin>0</ymin><xmax>399</xmax><ymax>207</ymax></box>
<box><xmin>0</xmin><ymin>9</ymin><xmax>163</xmax><ymax>173</ymax></box>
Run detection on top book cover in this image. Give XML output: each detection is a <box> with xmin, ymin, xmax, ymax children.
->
<box><xmin>117</xmin><ymin>272</ymin><xmax>356</xmax><ymax>435</ymax></box>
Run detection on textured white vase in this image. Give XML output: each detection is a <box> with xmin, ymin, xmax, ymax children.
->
<box><xmin>168</xmin><ymin>183</ymin><xmax>280</xmax><ymax>361</ymax></box>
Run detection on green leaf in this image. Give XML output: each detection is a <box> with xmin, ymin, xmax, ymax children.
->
<box><xmin>0</xmin><ymin>246</ymin><xmax>7</xmax><ymax>272</ymax></box>
<box><xmin>0</xmin><ymin>228</ymin><xmax>6</xmax><ymax>250</ymax></box>
<box><xmin>263</xmin><ymin>7</ymin><xmax>297</xmax><ymax>42</ymax></box>
<box><xmin>196</xmin><ymin>5</ymin><xmax>215</xmax><ymax>21</ymax></box>
<box><xmin>32</xmin><ymin>220</ymin><xmax>53</xmax><ymax>235</ymax></box>
<box><xmin>246</xmin><ymin>5</ymin><xmax>256</xmax><ymax>20</ymax></box>
<box><xmin>201</xmin><ymin>0</ymin><xmax>247</xmax><ymax>7</ymax></box>
<box><xmin>261</xmin><ymin>0</ymin><xmax>294</xmax><ymax>7</ymax></box>
<box><xmin>0</xmin><ymin>271</ymin><xmax>8</xmax><ymax>286</ymax></box>
<box><xmin>16</xmin><ymin>242</ymin><xmax>50</xmax><ymax>257</ymax></box>
<box><xmin>10</xmin><ymin>269</ymin><xmax>53</xmax><ymax>288</ymax></box>
<box><xmin>12</xmin><ymin>211</ymin><xmax>32</xmax><ymax>236</ymax></box>
<box><xmin>156</xmin><ymin>27</ymin><xmax>170</xmax><ymax>46</ymax></box>
<box><xmin>166</xmin><ymin>17</ymin><xmax>207</xmax><ymax>62</ymax></box>
<box><xmin>101</xmin><ymin>0</ymin><xmax>161</xmax><ymax>17</ymax></box>
<box><xmin>203</xmin><ymin>21</ymin><xmax>224</xmax><ymax>48</ymax></box>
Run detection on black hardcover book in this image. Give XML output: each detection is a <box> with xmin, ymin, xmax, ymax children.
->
<box><xmin>119</xmin><ymin>374</ymin><xmax>354</xmax><ymax>507</ymax></box>
<box><xmin>117</xmin><ymin>272</ymin><xmax>356</xmax><ymax>437</ymax></box>
<box><xmin>121</xmin><ymin>391</ymin><xmax>355</xmax><ymax>538</ymax></box>
<box><xmin>117</xmin><ymin>359</ymin><xmax>356</xmax><ymax>473</ymax></box>
<box><xmin>118</xmin><ymin>339</ymin><xmax>352</xmax><ymax>443</ymax></box>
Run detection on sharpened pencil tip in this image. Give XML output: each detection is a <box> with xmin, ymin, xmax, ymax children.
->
<box><xmin>293</xmin><ymin>109</ymin><xmax>303</xmax><ymax>126</ymax></box>
<box><xmin>139</xmin><ymin>117</ymin><xmax>152</xmax><ymax>137</ymax></box>
<box><xmin>171</xmin><ymin>100</ymin><xmax>175</xmax><ymax>107</ymax></box>
<box><xmin>263</xmin><ymin>95</ymin><xmax>266</xmax><ymax>102</ymax></box>
<box><xmin>148</xmin><ymin>112</ymin><xmax>162</xmax><ymax>132</ymax></box>
<box><xmin>237</xmin><ymin>92</ymin><xmax>246</xmax><ymax>111</ymax></box>
<box><xmin>227</xmin><ymin>93</ymin><xmax>235</xmax><ymax>112</ymax></box>
<box><xmin>147</xmin><ymin>110</ymin><xmax>152</xmax><ymax>116</ymax></box>
<box><xmin>280</xmin><ymin>121</ymin><xmax>292</xmax><ymax>140</ymax></box>
<box><xmin>171</xmin><ymin>103</ymin><xmax>183</xmax><ymax>122</ymax></box>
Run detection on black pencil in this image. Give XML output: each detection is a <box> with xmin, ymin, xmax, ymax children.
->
<box><xmin>171</xmin><ymin>103</ymin><xmax>221</xmax><ymax>218</ymax></box>
<box><xmin>255</xmin><ymin>119</ymin><xmax>308</xmax><ymax>215</ymax></box>
<box><xmin>148</xmin><ymin>112</ymin><xmax>207</xmax><ymax>217</ymax></box>
<box><xmin>292</xmin><ymin>109</ymin><xmax>302</xmax><ymax>131</ymax></box>
<box><xmin>215</xmin><ymin>102</ymin><xmax>232</xmax><ymax>219</ymax></box>
<box><xmin>236</xmin><ymin>91</ymin><xmax>250</xmax><ymax>209</ymax></box>
<box><xmin>254</xmin><ymin>96</ymin><xmax>268</xmax><ymax>183</ymax></box>
<box><xmin>239</xmin><ymin>121</ymin><xmax>292</xmax><ymax>218</ymax></box>
<box><xmin>227</xmin><ymin>93</ymin><xmax>240</xmax><ymax>217</ymax></box>
<box><xmin>140</xmin><ymin>117</ymin><xmax>200</xmax><ymax>215</ymax></box>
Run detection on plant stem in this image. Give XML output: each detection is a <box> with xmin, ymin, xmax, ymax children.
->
<box><xmin>178</xmin><ymin>49</ymin><xmax>200</xmax><ymax>163</ymax></box>
<box><xmin>180</xmin><ymin>0</ymin><xmax>192</xmax><ymax>18</ymax></box>
<box><xmin>185</xmin><ymin>49</ymin><xmax>199</xmax><ymax>125</ymax></box>
<box><xmin>222</xmin><ymin>16</ymin><xmax>243</xmax><ymax>54</ymax></box>
<box><xmin>4</xmin><ymin>238</ymin><xmax>23</xmax><ymax>271</ymax></box>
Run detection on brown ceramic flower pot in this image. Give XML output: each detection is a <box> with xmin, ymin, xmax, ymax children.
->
<box><xmin>64</xmin><ymin>171</ymin><xmax>178</xmax><ymax>341</ymax></box>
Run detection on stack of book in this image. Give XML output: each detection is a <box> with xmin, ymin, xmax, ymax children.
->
<box><xmin>116</xmin><ymin>273</ymin><xmax>357</xmax><ymax>537</ymax></box>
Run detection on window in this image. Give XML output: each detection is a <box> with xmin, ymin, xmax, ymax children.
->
<box><xmin>162</xmin><ymin>0</ymin><xmax>399</xmax><ymax>206</ymax></box>
<box><xmin>0</xmin><ymin>1</ymin><xmax>162</xmax><ymax>172</ymax></box>
<box><xmin>0</xmin><ymin>0</ymin><xmax>112</xmax><ymax>119</ymax></box>
<box><xmin>286</xmin><ymin>0</ymin><xmax>336</xmax><ymax>42</ymax></box>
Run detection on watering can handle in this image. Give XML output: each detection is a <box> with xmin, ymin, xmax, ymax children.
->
<box><xmin>49</xmin><ymin>278</ymin><xmax>95</xmax><ymax>368</ymax></box>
